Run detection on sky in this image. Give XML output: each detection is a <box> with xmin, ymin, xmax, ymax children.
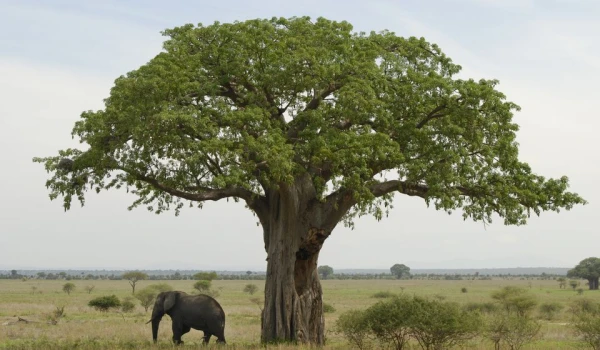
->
<box><xmin>0</xmin><ymin>0</ymin><xmax>598</xmax><ymax>271</ymax></box>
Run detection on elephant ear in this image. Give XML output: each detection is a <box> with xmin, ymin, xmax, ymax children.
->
<box><xmin>163</xmin><ymin>292</ymin><xmax>178</xmax><ymax>312</ymax></box>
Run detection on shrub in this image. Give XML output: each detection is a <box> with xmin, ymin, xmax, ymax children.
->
<box><xmin>88</xmin><ymin>295</ymin><xmax>121</xmax><ymax>312</ymax></box>
<box><xmin>323</xmin><ymin>303</ymin><xmax>336</xmax><ymax>313</ymax></box>
<box><xmin>491</xmin><ymin>286</ymin><xmax>537</xmax><ymax>316</ymax></box>
<box><xmin>148</xmin><ymin>283</ymin><xmax>173</xmax><ymax>293</ymax></box>
<box><xmin>410</xmin><ymin>296</ymin><xmax>481</xmax><ymax>350</ymax></box>
<box><xmin>538</xmin><ymin>302</ymin><xmax>563</xmax><ymax>320</ymax></box>
<box><xmin>570</xmin><ymin>298</ymin><xmax>600</xmax><ymax>315</ymax></box>
<box><xmin>461</xmin><ymin>287</ymin><xmax>468</xmax><ymax>293</ymax></box>
<box><xmin>334</xmin><ymin>309</ymin><xmax>373</xmax><ymax>350</ymax></box>
<box><xmin>135</xmin><ymin>287</ymin><xmax>158</xmax><ymax>312</ymax></box>
<box><xmin>371</xmin><ymin>291</ymin><xmax>395</xmax><ymax>298</ymax></box>
<box><xmin>193</xmin><ymin>280</ymin><xmax>211</xmax><ymax>293</ymax></box>
<box><xmin>62</xmin><ymin>282</ymin><xmax>76</xmax><ymax>295</ymax></box>
<box><xmin>121</xmin><ymin>297</ymin><xmax>136</xmax><ymax>313</ymax></box>
<box><xmin>463</xmin><ymin>302</ymin><xmax>498</xmax><ymax>314</ymax></box>
<box><xmin>364</xmin><ymin>295</ymin><xmax>416</xmax><ymax>349</ymax></box>
<box><xmin>243</xmin><ymin>284</ymin><xmax>258</xmax><ymax>295</ymax></box>
<box><xmin>572</xmin><ymin>311</ymin><xmax>600</xmax><ymax>349</ymax></box>
<box><xmin>84</xmin><ymin>285</ymin><xmax>95</xmax><ymax>294</ymax></box>
<box><xmin>193</xmin><ymin>272</ymin><xmax>217</xmax><ymax>281</ymax></box>
<box><xmin>578</xmin><ymin>288</ymin><xmax>584</xmax><ymax>295</ymax></box>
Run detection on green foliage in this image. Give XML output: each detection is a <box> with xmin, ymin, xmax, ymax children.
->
<box><xmin>371</xmin><ymin>291</ymin><xmax>395</xmax><ymax>298</ymax></box>
<box><xmin>34</xmin><ymin>16</ymin><xmax>585</xmax><ymax>229</ymax></box>
<box><xmin>409</xmin><ymin>297</ymin><xmax>481</xmax><ymax>350</ymax></box>
<box><xmin>84</xmin><ymin>285</ymin><xmax>95</xmax><ymax>294</ymax></box>
<box><xmin>390</xmin><ymin>264</ymin><xmax>410</xmax><ymax>279</ymax></box>
<box><xmin>568</xmin><ymin>257</ymin><xmax>600</xmax><ymax>290</ymax></box>
<box><xmin>121</xmin><ymin>271</ymin><xmax>148</xmax><ymax>294</ymax></box>
<box><xmin>569</xmin><ymin>280</ymin><xmax>580</xmax><ymax>289</ymax></box>
<box><xmin>538</xmin><ymin>302</ymin><xmax>563</xmax><ymax>320</ymax></box>
<box><xmin>334</xmin><ymin>310</ymin><xmax>373</xmax><ymax>350</ymax></box>
<box><xmin>62</xmin><ymin>283</ymin><xmax>76</xmax><ymax>295</ymax></box>
<box><xmin>147</xmin><ymin>283</ymin><xmax>173</xmax><ymax>293</ymax></box>
<box><xmin>193</xmin><ymin>272</ymin><xmax>217</xmax><ymax>281</ymax></box>
<box><xmin>121</xmin><ymin>297</ymin><xmax>135</xmax><ymax>313</ymax></box>
<box><xmin>570</xmin><ymin>299</ymin><xmax>600</xmax><ymax>349</ymax></box>
<box><xmin>88</xmin><ymin>295</ymin><xmax>121</xmax><ymax>312</ymax></box>
<box><xmin>336</xmin><ymin>295</ymin><xmax>480</xmax><ymax>350</ymax></box>
<box><xmin>323</xmin><ymin>303</ymin><xmax>336</xmax><ymax>313</ymax></box>
<box><xmin>243</xmin><ymin>284</ymin><xmax>258</xmax><ymax>295</ymax></box>
<box><xmin>463</xmin><ymin>302</ymin><xmax>498</xmax><ymax>314</ymax></box>
<box><xmin>318</xmin><ymin>265</ymin><xmax>334</xmax><ymax>279</ymax></box>
<box><xmin>193</xmin><ymin>280</ymin><xmax>211</xmax><ymax>292</ymax></box>
<box><xmin>486</xmin><ymin>313</ymin><xmax>541</xmax><ymax>350</ymax></box>
<box><xmin>557</xmin><ymin>277</ymin><xmax>567</xmax><ymax>289</ymax></box>
<box><xmin>491</xmin><ymin>286</ymin><xmax>537</xmax><ymax>317</ymax></box>
<box><xmin>134</xmin><ymin>287</ymin><xmax>157</xmax><ymax>312</ymax></box>
<box><xmin>461</xmin><ymin>287</ymin><xmax>468</xmax><ymax>293</ymax></box>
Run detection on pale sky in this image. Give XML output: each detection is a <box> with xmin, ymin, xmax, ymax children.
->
<box><xmin>0</xmin><ymin>0</ymin><xmax>598</xmax><ymax>271</ymax></box>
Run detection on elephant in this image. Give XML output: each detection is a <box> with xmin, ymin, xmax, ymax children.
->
<box><xmin>147</xmin><ymin>291</ymin><xmax>226</xmax><ymax>345</ymax></box>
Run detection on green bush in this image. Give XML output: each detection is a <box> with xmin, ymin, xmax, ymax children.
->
<box><xmin>463</xmin><ymin>302</ymin><xmax>498</xmax><ymax>314</ymax></box>
<box><xmin>572</xmin><ymin>312</ymin><xmax>600</xmax><ymax>349</ymax></box>
<box><xmin>88</xmin><ymin>295</ymin><xmax>121</xmax><ymax>312</ymax></box>
<box><xmin>371</xmin><ymin>291</ymin><xmax>395</xmax><ymax>298</ymax></box>
<box><xmin>569</xmin><ymin>298</ymin><xmax>600</xmax><ymax>315</ymax></box>
<box><xmin>62</xmin><ymin>282</ymin><xmax>76</xmax><ymax>295</ymax></box>
<box><xmin>538</xmin><ymin>302</ymin><xmax>563</xmax><ymax>320</ymax></box>
<box><xmin>491</xmin><ymin>286</ymin><xmax>537</xmax><ymax>316</ymax></box>
<box><xmin>193</xmin><ymin>280</ymin><xmax>211</xmax><ymax>293</ymax></box>
<box><xmin>243</xmin><ymin>284</ymin><xmax>258</xmax><ymax>295</ymax></box>
<box><xmin>334</xmin><ymin>309</ymin><xmax>373</xmax><ymax>350</ymax></box>
<box><xmin>135</xmin><ymin>287</ymin><xmax>157</xmax><ymax>312</ymax></box>
<box><xmin>364</xmin><ymin>295</ymin><xmax>416</xmax><ymax>349</ymax></box>
<box><xmin>461</xmin><ymin>287</ymin><xmax>468</xmax><ymax>293</ymax></box>
<box><xmin>193</xmin><ymin>272</ymin><xmax>217</xmax><ymax>281</ymax></box>
<box><xmin>410</xmin><ymin>296</ymin><xmax>481</xmax><ymax>350</ymax></box>
<box><xmin>121</xmin><ymin>297</ymin><xmax>135</xmax><ymax>313</ymax></box>
<box><xmin>487</xmin><ymin>313</ymin><xmax>541</xmax><ymax>350</ymax></box>
<box><xmin>323</xmin><ymin>303</ymin><xmax>336</xmax><ymax>313</ymax></box>
<box><xmin>147</xmin><ymin>283</ymin><xmax>173</xmax><ymax>293</ymax></box>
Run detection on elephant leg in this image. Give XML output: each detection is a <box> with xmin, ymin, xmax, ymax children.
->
<box><xmin>203</xmin><ymin>332</ymin><xmax>212</xmax><ymax>344</ymax></box>
<box><xmin>171</xmin><ymin>322</ymin><xmax>184</xmax><ymax>345</ymax></box>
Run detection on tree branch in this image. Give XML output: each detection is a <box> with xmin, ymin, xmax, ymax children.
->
<box><xmin>416</xmin><ymin>104</ymin><xmax>447</xmax><ymax>129</ymax></box>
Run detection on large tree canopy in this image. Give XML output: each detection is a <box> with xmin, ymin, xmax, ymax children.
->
<box><xmin>35</xmin><ymin>17</ymin><xmax>585</xmax><ymax>344</ymax></box>
<box><xmin>568</xmin><ymin>257</ymin><xmax>600</xmax><ymax>290</ymax></box>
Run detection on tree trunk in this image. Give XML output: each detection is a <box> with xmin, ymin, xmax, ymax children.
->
<box><xmin>259</xmin><ymin>179</ymin><xmax>334</xmax><ymax>345</ymax></box>
<box><xmin>588</xmin><ymin>278</ymin><xmax>599</xmax><ymax>290</ymax></box>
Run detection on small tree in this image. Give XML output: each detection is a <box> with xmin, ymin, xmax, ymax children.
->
<box><xmin>243</xmin><ymin>284</ymin><xmax>258</xmax><ymax>295</ymax></box>
<box><xmin>334</xmin><ymin>309</ymin><xmax>373</xmax><ymax>350</ymax></box>
<box><xmin>88</xmin><ymin>295</ymin><xmax>121</xmax><ymax>312</ymax></box>
<box><xmin>568</xmin><ymin>257</ymin><xmax>600</xmax><ymax>290</ymax></box>
<box><xmin>121</xmin><ymin>297</ymin><xmax>136</xmax><ymax>313</ymax></box>
<box><xmin>122</xmin><ymin>271</ymin><xmax>148</xmax><ymax>294</ymax></box>
<box><xmin>193</xmin><ymin>272</ymin><xmax>217</xmax><ymax>281</ymax></box>
<box><xmin>318</xmin><ymin>265</ymin><xmax>334</xmax><ymax>280</ymax></box>
<box><xmin>390</xmin><ymin>264</ymin><xmax>411</xmax><ymax>279</ymax></box>
<box><xmin>193</xmin><ymin>280</ymin><xmax>211</xmax><ymax>293</ymax></box>
<box><xmin>571</xmin><ymin>299</ymin><xmax>600</xmax><ymax>349</ymax></box>
<box><xmin>569</xmin><ymin>280</ymin><xmax>580</xmax><ymax>290</ymax></box>
<box><xmin>491</xmin><ymin>286</ymin><xmax>537</xmax><ymax>317</ymax></box>
<box><xmin>84</xmin><ymin>285</ymin><xmax>95</xmax><ymax>294</ymax></box>
<box><xmin>538</xmin><ymin>302</ymin><xmax>563</xmax><ymax>320</ymax></box>
<box><xmin>557</xmin><ymin>277</ymin><xmax>567</xmax><ymax>289</ymax></box>
<box><xmin>62</xmin><ymin>282</ymin><xmax>76</xmax><ymax>295</ymax></box>
<box><xmin>135</xmin><ymin>288</ymin><xmax>157</xmax><ymax>312</ymax></box>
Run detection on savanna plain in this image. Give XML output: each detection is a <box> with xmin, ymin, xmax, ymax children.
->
<box><xmin>0</xmin><ymin>278</ymin><xmax>597</xmax><ymax>349</ymax></box>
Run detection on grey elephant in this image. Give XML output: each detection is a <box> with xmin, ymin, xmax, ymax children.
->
<box><xmin>147</xmin><ymin>291</ymin><xmax>226</xmax><ymax>345</ymax></box>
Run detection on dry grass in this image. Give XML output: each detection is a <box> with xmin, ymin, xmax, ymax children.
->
<box><xmin>0</xmin><ymin>278</ymin><xmax>598</xmax><ymax>349</ymax></box>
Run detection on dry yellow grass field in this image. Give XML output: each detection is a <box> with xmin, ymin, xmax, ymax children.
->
<box><xmin>0</xmin><ymin>278</ymin><xmax>597</xmax><ymax>349</ymax></box>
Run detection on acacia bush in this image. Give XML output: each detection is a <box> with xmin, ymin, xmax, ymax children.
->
<box><xmin>486</xmin><ymin>313</ymin><xmax>541</xmax><ymax>350</ymax></box>
<box><xmin>538</xmin><ymin>302</ymin><xmax>563</xmax><ymax>320</ymax></box>
<box><xmin>570</xmin><ymin>299</ymin><xmax>600</xmax><ymax>349</ymax></box>
<box><xmin>336</xmin><ymin>295</ymin><xmax>481</xmax><ymax>350</ymax></box>
<box><xmin>323</xmin><ymin>303</ymin><xmax>336</xmax><ymax>313</ymax></box>
<box><xmin>121</xmin><ymin>297</ymin><xmax>135</xmax><ymax>313</ymax></box>
<box><xmin>463</xmin><ymin>302</ymin><xmax>498</xmax><ymax>314</ymax></box>
<box><xmin>243</xmin><ymin>284</ymin><xmax>258</xmax><ymax>295</ymax></box>
<box><xmin>193</xmin><ymin>280</ymin><xmax>211</xmax><ymax>293</ymax></box>
<box><xmin>88</xmin><ymin>295</ymin><xmax>121</xmax><ymax>312</ymax></box>
<box><xmin>491</xmin><ymin>286</ymin><xmax>537</xmax><ymax>316</ymax></box>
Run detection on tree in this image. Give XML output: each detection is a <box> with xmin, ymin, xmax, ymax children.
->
<box><xmin>244</xmin><ymin>284</ymin><xmax>259</xmax><ymax>295</ymax></box>
<box><xmin>318</xmin><ymin>265</ymin><xmax>334</xmax><ymax>280</ymax></box>
<box><xmin>390</xmin><ymin>264</ymin><xmax>411</xmax><ymax>279</ymax></box>
<box><xmin>84</xmin><ymin>285</ymin><xmax>95</xmax><ymax>294</ymax></box>
<box><xmin>34</xmin><ymin>17</ymin><xmax>586</xmax><ymax>345</ymax></box>
<box><xmin>62</xmin><ymin>282</ymin><xmax>76</xmax><ymax>295</ymax></box>
<box><xmin>193</xmin><ymin>272</ymin><xmax>217</xmax><ymax>281</ymax></box>
<box><xmin>193</xmin><ymin>280</ymin><xmax>212</xmax><ymax>293</ymax></box>
<box><xmin>557</xmin><ymin>277</ymin><xmax>567</xmax><ymax>289</ymax></box>
<box><xmin>568</xmin><ymin>257</ymin><xmax>600</xmax><ymax>290</ymax></box>
<box><xmin>135</xmin><ymin>287</ymin><xmax>158</xmax><ymax>312</ymax></box>
<box><xmin>122</xmin><ymin>271</ymin><xmax>148</xmax><ymax>294</ymax></box>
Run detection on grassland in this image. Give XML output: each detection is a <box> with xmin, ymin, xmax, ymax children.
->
<box><xmin>0</xmin><ymin>278</ymin><xmax>597</xmax><ymax>349</ymax></box>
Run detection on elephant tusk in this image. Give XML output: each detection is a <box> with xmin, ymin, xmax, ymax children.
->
<box><xmin>146</xmin><ymin>319</ymin><xmax>152</xmax><ymax>324</ymax></box>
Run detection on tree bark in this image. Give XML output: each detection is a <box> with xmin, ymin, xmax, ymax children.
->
<box><xmin>587</xmin><ymin>278</ymin><xmax>599</xmax><ymax>290</ymax></box>
<box><xmin>259</xmin><ymin>177</ymin><xmax>336</xmax><ymax>345</ymax></box>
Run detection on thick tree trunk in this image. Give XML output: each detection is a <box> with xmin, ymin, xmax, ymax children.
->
<box><xmin>588</xmin><ymin>278</ymin><xmax>599</xmax><ymax>290</ymax></box>
<box><xmin>259</xmin><ymin>179</ymin><xmax>333</xmax><ymax>345</ymax></box>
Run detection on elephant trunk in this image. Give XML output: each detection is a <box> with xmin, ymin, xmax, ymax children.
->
<box><xmin>151</xmin><ymin>318</ymin><xmax>161</xmax><ymax>343</ymax></box>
